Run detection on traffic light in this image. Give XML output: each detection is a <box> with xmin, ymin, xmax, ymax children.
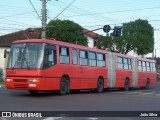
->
<box><xmin>103</xmin><ymin>25</ymin><xmax>111</xmax><ymax>33</ymax></box>
<box><xmin>113</xmin><ymin>26</ymin><xmax>122</xmax><ymax>37</ymax></box>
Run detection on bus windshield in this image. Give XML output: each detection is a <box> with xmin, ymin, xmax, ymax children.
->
<box><xmin>7</xmin><ymin>43</ymin><xmax>45</xmax><ymax>69</ymax></box>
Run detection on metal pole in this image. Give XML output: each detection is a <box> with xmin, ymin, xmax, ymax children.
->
<box><xmin>41</xmin><ymin>0</ymin><xmax>46</xmax><ymax>39</ymax></box>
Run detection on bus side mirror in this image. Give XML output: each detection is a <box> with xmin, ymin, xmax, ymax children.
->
<box><xmin>4</xmin><ymin>49</ymin><xmax>7</xmax><ymax>58</ymax></box>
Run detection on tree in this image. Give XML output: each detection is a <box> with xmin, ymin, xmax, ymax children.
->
<box><xmin>122</xmin><ymin>19</ymin><xmax>154</xmax><ymax>55</ymax></box>
<box><xmin>97</xmin><ymin>19</ymin><xmax>154</xmax><ymax>55</ymax></box>
<box><xmin>46</xmin><ymin>19</ymin><xmax>88</xmax><ymax>46</ymax></box>
<box><xmin>96</xmin><ymin>35</ymin><xmax>114</xmax><ymax>51</ymax></box>
<box><xmin>156</xmin><ymin>57</ymin><xmax>160</xmax><ymax>71</ymax></box>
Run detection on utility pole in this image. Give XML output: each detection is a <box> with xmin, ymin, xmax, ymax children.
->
<box><xmin>152</xmin><ymin>49</ymin><xmax>155</xmax><ymax>60</ymax></box>
<box><xmin>41</xmin><ymin>0</ymin><xmax>47</xmax><ymax>39</ymax></box>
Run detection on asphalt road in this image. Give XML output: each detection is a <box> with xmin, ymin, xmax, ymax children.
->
<box><xmin>0</xmin><ymin>84</ymin><xmax>160</xmax><ymax>120</ymax></box>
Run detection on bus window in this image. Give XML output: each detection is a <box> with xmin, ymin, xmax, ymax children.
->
<box><xmin>60</xmin><ymin>47</ymin><xmax>69</xmax><ymax>64</ymax></box>
<box><xmin>7</xmin><ymin>43</ymin><xmax>44</xmax><ymax>69</ymax></box>
<box><xmin>80</xmin><ymin>50</ymin><xmax>88</xmax><ymax>66</ymax></box>
<box><xmin>118</xmin><ymin>57</ymin><xmax>123</xmax><ymax>69</ymax></box>
<box><xmin>142</xmin><ymin>61</ymin><xmax>146</xmax><ymax>71</ymax></box>
<box><xmin>88</xmin><ymin>52</ymin><xmax>96</xmax><ymax>66</ymax></box>
<box><xmin>97</xmin><ymin>53</ymin><xmax>105</xmax><ymax>67</ymax></box>
<box><xmin>138</xmin><ymin>61</ymin><xmax>142</xmax><ymax>71</ymax></box>
<box><xmin>43</xmin><ymin>44</ymin><xmax>56</xmax><ymax>69</ymax></box>
<box><xmin>123</xmin><ymin>58</ymin><xmax>129</xmax><ymax>70</ymax></box>
<box><xmin>128</xmin><ymin>59</ymin><xmax>132</xmax><ymax>70</ymax></box>
<box><xmin>152</xmin><ymin>63</ymin><xmax>156</xmax><ymax>72</ymax></box>
<box><xmin>72</xmin><ymin>49</ymin><xmax>77</xmax><ymax>65</ymax></box>
<box><xmin>146</xmin><ymin>62</ymin><xmax>150</xmax><ymax>71</ymax></box>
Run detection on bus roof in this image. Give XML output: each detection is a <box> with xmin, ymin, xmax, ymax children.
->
<box><xmin>12</xmin><ymin>39</ymin><xmax>107</xmax><ymax>53</ymax></box>
<box><xmin>114</xmin><ymin>52</ymin><xmax>156</xmax><ymax>62</ymax></box>
<box><xmin>136</xmin><ymin>57</ymin><xmax>156</xmax><ymax>63</ymax></box>
<box><xmin>12</xmin><ymin>39</ymin><xmax>156</xmax><ymax>63</ymax></box>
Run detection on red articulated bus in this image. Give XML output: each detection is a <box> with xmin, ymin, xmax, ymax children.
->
<box><xmin>5</xmin><ymin>39</ymin><xmax>157</xmax><ymax>95</ymax></box>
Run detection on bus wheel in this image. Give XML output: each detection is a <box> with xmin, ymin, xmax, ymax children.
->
<box><xmin>59</xmin><ymin>77</ymin><xmax>69</xmax><ymax>95</ymax></box>
<box><xmin>145</xmin><ymin>79</ymin><xmax>150</xmax><ymax>89</ymax></box>
<box><xmin>29</xmin><ymin>90</ymin><xmax>38</xmax><ymax>95</ymax></box>
<box><xmin>96</xmin><ymin>78</ymin><xmax>104</xmax><ymax>93</ymax></box>
<box><xmin>124</xmin><ymin>79</ymin><xmax>130</xmax><ymax>91</ymax></box>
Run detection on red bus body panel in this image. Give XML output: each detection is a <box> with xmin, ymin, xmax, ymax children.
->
<box><xmin>137</xmin><ymin>58</ymin><xmax>157</xmax><ymax>87</ymax></box>
<box><xmin>5</xmin><ymin>39</ymin><xmax>157</xmax><ymax>92</ymax></box>
<box><xmin>5</xmin><ymin>39</ymin><xmax>108</xmax><ymax>91</ymax></box>
<box><xmin>115</xmin><ymin>53</ymin><xmax>133</xmax><ymax>88</ymax></box>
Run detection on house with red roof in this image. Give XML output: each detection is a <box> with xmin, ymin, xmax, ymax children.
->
<box><xmin>83</xmin><ymin>28</ymin><xmax>99</xmax><ymax>47</ymax></box>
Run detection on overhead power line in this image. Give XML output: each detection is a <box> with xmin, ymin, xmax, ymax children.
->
<box><xmin>155</xmin><ymin>39</ymin><xmax>160</xmax><ymax>44</ymax></box>
<box><xmin>53</xmin><ymin>0</ymin><xmax>76</xmax><ymax>20</ymax></box>
<box><xmin>0</xmin><ymin>12</ymin><xmax>35</xmax><ymax>19</ymax></box>
<box><xmin>3</xmin><ymin>18</ymin><xmax>37</xmax><ymax>27</ymax></box>
<box><xmin>102</xmin><ymin>6</ymin><xmax>160</xmax><ymax>14</ymax></box>
<box><xmin>28</xmin><ymin>0</ymin><xmax>42</xmax><ymax>21</ymax></box>
<box><xmin>49</xmin><ymin>1</ymin><xmax>160</xmax><ymax>28</ymax></box>
<box><xmin>48</xmin><ymin>1</ymin><xmax>118</xmax><ymax>24</ymax></box>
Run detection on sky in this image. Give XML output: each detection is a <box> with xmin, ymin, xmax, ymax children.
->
<box><xmin>0</xmin><ymin>0</ymin><xmax>160</xmax><ymax>57</ymax></box>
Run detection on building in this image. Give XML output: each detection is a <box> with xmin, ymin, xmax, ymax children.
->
<box><xmin>83</xmin><ymin>28</ymin><xmax>99</xmax><ymax>48</ymax></box>
<box><xmin>0</xmin><ymin>28</ymin><xmax>98</xmax><ymax>79</ymax></box>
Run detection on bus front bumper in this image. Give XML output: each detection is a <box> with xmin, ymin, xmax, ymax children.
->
<box><xmin>5</xmin><ymin>78</ymin><xmax>40</xmax><ymax>90</ymax></box>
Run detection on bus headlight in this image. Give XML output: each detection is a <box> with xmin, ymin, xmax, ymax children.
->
<box><xmin>6</xmin><ymin>78</ymin><xmax>12</xmax><ymax>82</ymax></box>
<box><xmin>28</xmin><ymin>79</ymin><xmax>39</xmax><ymax>82</ymax></box>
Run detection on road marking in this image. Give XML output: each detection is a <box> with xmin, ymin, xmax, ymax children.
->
<box><xmin>88</xmin><ymin>117</ymin><xmax>99</xmax><ymax>120</ymax></box>
<box><xmin>141</xmin><ymin>92</ymin><xmax>156</xmax><ymax>95</ymax></box>
<box><xmin>110</xmin><ymin>91</ymin><xmax>129</xmax><ymax>94</ymax></box>
<box><xmin>43</xmin><ymin>117</ymin><xmax>63</xmax><ymax>120</ymax></box>
<box><xmin>125</xmin><ymin>92</ymin><xmax>143</xmax><ymax>94</ymax></box>
<box><xmin>110</xmin><ymin>91</ymin><xmax>159</xmax><ymax>96</ymax></box>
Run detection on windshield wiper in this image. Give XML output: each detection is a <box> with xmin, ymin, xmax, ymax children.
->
<box><xmin>22</xmin><ymin>44</ymin><xmax>30</xmax><ymax>70</ymax></box>
<box><xmin>12</xmin><ymin>55</ymin><xmax>22</xmax><ymax>69</ymax></box>
<box><xmin>23</xmin><ymin>59</ymin><xmax>30</xmax><ymax>70</ymax></box>
<box><xmin>12</xmin><ymin>57</ymin><xmax>30</xmax><ymax>70</ymax></box>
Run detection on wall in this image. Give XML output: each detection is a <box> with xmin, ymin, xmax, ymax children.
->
<box><xmin>0</xmin><ymin>47</ymin><xmax>9</xmax><ymax>79</ymax></box>
<box><xmin>86</xmin><ymin>35</ymin><xmax>95</xmax><ymax>48</ymax></box>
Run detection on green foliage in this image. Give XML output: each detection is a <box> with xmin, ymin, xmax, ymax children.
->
<box><xmin>46</xmin><ymin>19</ymin><xmax>88</xmax><ymax>46</ymax></box>
<box><xmin>96</xmin><ymin>35</ymin><xmax>113</xmax><ymax>51</ymax></box>
<box><xmin>122</xmin><ymin>19</ymin><xmax>154</xmax><ymax>55</ymax></box>
<box><xmin>97</xmin><ymin>19</ymin><xmax>154</xmax><ymax>55</ymax></box>
<box><xmin>156</xmin><ymin>57</ymin><xmax>160</xmax><ymax>66</ymax></box>
<box><xmin>156</xmin><ymin>57</ymin><xmax>160</xmax><ymax>72</ymax></box>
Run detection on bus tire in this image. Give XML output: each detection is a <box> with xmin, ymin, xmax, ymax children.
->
<box><xmin>59</xmin><ymin>77</ymin><xmax>69</xmax><ymax>95</ymax></box>
<box><xmin>145</xmin><ymin>79</ymin><xmax>150</xmax><ymax>89</ymax></box>
<box><xmin>96</xmin><ymin>78</ymin><xmax>104</xmax><ymax>93</ymax></box>
<box><xmin>124</xmin><ymin>79</ymin><xmax>130</xmax><ymax>91</ymax></box>
<box><xmin>29</xmin><ymin>90</ymin><xmax>38</xmax><ymax>95</ymax></box>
